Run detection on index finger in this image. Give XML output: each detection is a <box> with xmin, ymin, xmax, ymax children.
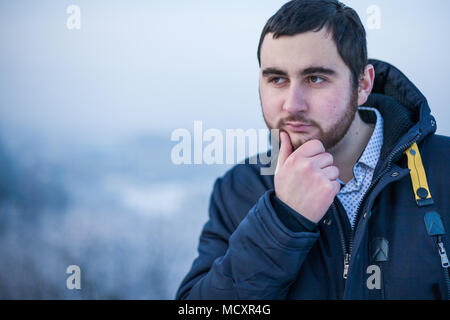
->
<box><xmin>291</xmin><ymin>139</ymin><xmax>326</xmax><ymax>159</ymax></box>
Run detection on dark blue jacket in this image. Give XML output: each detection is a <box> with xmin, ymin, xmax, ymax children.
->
<box><xmin>176</xmin><ymin>59</ymin><xmax>450</xmax><ymax>299</ymax></box>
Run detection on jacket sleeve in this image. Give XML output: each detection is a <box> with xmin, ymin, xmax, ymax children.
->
<box><xmin>175</xmin><ymin>175</ymin><xmax>320</xmax><ymax>300</ymax></box>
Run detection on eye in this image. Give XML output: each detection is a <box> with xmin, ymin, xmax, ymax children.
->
<box><xmin>269</xmin><ymin>77</ymin><xmax>287</xmax><ymax>85</ymax></box>
<box><xmin>308</xmin><ymin>76</ymin><xmax>325</xmax><ymax>84</ymax></box>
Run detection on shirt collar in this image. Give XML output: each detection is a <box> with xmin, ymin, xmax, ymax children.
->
<box><xmin>355</xmin><ymin>106</ymin><xmax>384</xmax><ymax>170</ymax></box>
<box><xmin>337</xmin><ymin>106</ymin><xmax>384</xmax><ymax>191</ymax></box>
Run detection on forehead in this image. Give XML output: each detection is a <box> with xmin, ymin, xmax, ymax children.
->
<box><xmin>260</xmin><ymin>28</ymin><xmax>348</xmax><ymax>74</ymax></box>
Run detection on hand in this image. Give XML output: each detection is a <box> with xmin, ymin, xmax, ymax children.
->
<box><xmin>274</xmin><ymin>131</ymin><xmax>341</xmax><ymax>224</ymax></box>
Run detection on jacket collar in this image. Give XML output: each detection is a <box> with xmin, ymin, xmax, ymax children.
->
<box><xmin>365</xmin><ymin>59</ymin><xmax>436</xmax><ymax>163</ymax></box>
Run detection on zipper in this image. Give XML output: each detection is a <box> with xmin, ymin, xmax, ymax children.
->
<box><xmin>437</xmin><ymin>239</ymin><xmax>450</xmax><ymax>268</ymax></box>
<box><xmin>333</xmin><ymin>132</ymin><xmax>422</xmax><ymax>288</ymax></box>
<box><xmin>436</xmin><ymin>235</ymin><xmax>450</xmax><ymax>299</ymax></box>
<box><xmin>331</xmin><ymin>202</ymin><xmax>351</xmax><ymax>280</ymax></box>
<box><xmin>350</xmin><ymin>131</ymin><xmax>422</xmax><ymax>240</ymax></box>
<box><xmin>343</xmin><ymin>253</ymin><xmax>350</xmax><ymax>279</ymax></box>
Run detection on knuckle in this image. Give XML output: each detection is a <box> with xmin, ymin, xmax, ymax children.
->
<box><xmin>285</xmin><ymin>157</ymin><xmax>296</xmax><ymax>169</ymax></box>
<box><xmin>332</xmin><ymin>166</ymin><xmax>339</xmax><ymax>176</ymax></box>
<box><xmin>301</xmin><ymin>159</ymin><xmax>313</xmax><ymax>171</ymax></box>
<box><xmin>305</xmin><ymin>139</ymin><xmax>323</xmax><ymax>151</ymax></box>
<box><xmin>326</xmin><ymin>153</ymin><xmax>334</xmax><ymax>163</ymax></box>
<box><xmin>312</xmin><ymin>139</ymin><xmax>325</xmax><ymax>150</ymax></box>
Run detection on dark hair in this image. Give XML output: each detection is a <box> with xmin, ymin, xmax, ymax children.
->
<box><xmin>257</xmin><ymin>0</ymin><xmax>367</xmax><ymax>88</ymax></box>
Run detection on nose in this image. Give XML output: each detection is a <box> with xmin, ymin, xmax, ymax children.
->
<box><xmin>283</xmin><ymin>83</ymin><xmax>308</xmax><ymax>114</ymax></box>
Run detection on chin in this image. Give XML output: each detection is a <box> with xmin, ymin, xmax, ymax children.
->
<box><xmin>288</xmin><ymin>133</ymin><xmax>310</xmax><ymax>150</ymax></box>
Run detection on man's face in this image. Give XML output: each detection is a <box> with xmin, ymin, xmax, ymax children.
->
<box><xmin>259</xmin><ymin>28</ymin><xmax>358</xmax><ymax>150</ymax></box>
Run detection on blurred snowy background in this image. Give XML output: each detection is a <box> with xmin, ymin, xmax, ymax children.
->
<box><xmin>0</xmin><ymin>0</ymin><xmax>449</xmax><ymax>299</ymax></box>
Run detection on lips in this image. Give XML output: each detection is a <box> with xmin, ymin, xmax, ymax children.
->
<box><xmin>284</xmin><ymin>122</ymin><xmax>311</xmax><ymax>132</ymax></box>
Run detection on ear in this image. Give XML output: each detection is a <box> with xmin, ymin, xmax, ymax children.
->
<box><xmin>357</xmin><ymin>64</ymin><xmax>375</xmax><ymax>106</ymax></box>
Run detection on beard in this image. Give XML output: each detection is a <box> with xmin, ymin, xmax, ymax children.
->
<box><xmin>262</xmin><ymin>87</ymin><xmax>359</xmax><ymax>151</ymax></box>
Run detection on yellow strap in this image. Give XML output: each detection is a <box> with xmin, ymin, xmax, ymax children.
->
<box><xmin>404</xmin><ymin>142</ymin><xmax>434</xmax><ymax>207</ymax></box>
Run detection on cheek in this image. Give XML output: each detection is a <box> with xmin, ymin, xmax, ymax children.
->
<box><xmin>310</xmin><ymin>87</ymin><xmax>349</xmax><ymax>122</ymax></box>
<box><xmin>260</xmin><ymin>88</ymin><xmax>282</xmax><ymax>124</ymax></box>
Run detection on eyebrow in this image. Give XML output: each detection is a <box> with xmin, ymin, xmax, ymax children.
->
<box><xmin>262</xmin><ymin>68</ymin><xmax>288</xmax><ymax>77</ymax></box>
<box><xmin>261</xmin><ymin>66</ymin><xmax>337</xmax><ymax>78</ymax></box>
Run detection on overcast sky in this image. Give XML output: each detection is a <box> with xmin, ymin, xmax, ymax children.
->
<box><xmin>1</xmin><ymin>0</ymin><xmax>449</xmax><ymax>147</ymax></box>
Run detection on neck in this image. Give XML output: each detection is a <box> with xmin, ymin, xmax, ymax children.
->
<box><xmin>328</xmin><ymin>111</ymin><xmax>374</xmax><ymax>183</ymax></box>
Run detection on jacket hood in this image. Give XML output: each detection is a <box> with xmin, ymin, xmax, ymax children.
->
<box><xmin>364</xmin><ymin>59</ymin><xmax>436</xmax><ymax>161</ymax></box>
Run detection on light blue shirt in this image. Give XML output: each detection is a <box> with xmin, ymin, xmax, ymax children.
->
<box><xmin>336</xmin><ymin>107</ymin><xmax>384</xmax><ymax>228</ymax></box>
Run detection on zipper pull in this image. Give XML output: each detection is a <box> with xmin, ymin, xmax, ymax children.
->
<box><xmin>343</xmin><ymin>253</ymin><xmax>350</xmax><ymax>279</ymax></box>
<box><xmin>437</xmin><ymin>241</ymin><xmax>450</xmax><ymax>268</ymax></box>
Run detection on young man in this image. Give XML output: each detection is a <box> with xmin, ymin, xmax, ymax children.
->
<box><xmin>176</xmin><ymin>0</ymin><xmax>450</xmax><ymax>299</ymax></box>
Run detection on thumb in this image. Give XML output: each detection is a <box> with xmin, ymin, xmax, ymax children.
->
<box><xmin>276</xmin><ymin>131</ymin><xmax>293</xmax><ymax>168</ymax></box>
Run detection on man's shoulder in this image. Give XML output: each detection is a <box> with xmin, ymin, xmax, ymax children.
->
<box><xmin>418</xmin><ymin>134</ymin><xmax>450</xmax><ymax>175</ymax></box>
<box><xmin>210</xmin><ymin>153</ymin><xmax>274</xmax><ymax>223</ymax></box>
<box><xmin>421</xmin><ymin>134</ymin><xmax>450</xmax><ymax>155</ymax></box>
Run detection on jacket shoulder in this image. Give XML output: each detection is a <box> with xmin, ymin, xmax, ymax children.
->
<box><xmin>211</xmin><ymin>157</ymin><xmax>273</xmax><ymax>229</ymax></box>
<box><xmin>420</xmin><ymin>134</ymin><xmax>450</xmax><ymax>156</ymax></box>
